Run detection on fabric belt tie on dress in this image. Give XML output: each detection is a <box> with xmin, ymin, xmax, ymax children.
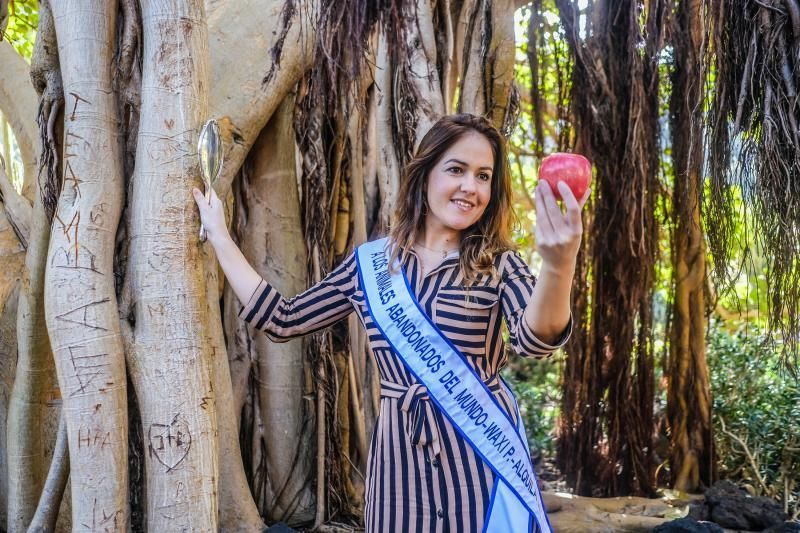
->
<box><xmin>380</xmin><ymin>375</ymin><xmax>504</xmax><ymax>458</ymax></box>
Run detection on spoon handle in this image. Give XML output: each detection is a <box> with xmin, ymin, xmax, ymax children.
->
<box><xmin>199</xmin><ymin>187</ymin><xmax>212</xmax><ymax>242</ymax></box>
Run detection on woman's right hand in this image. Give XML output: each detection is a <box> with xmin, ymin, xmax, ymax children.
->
<box><xmin>192</xmin><ymin>187</ymin><xmax>229</xmax><ymax>245</ymax></box>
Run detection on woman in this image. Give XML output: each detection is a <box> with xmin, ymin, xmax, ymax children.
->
<box><xmin>193</xmin><ymin>113</ymin><xmax>588</xmax><ymax>532</ymax></box>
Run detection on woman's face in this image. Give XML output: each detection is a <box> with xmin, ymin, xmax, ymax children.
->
<box><xmin>425</xmin><ymin>131</ymin><xmax>495</xmax><ymax>236</ymax></box>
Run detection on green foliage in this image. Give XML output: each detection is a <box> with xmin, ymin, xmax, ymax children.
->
<box><xmin>3</xmin><ymin>0</ymin><xmax>38</xmax><ymax>61</ymax></box>
<box><xmin>502</xmin><ymin>353</ymin><xmax>563</xmax><ymax>456</ymax></box>
<box><xmin>708</xmin><ymin>319</ymin><xmax>800</xmax><ymax>512</ymax></box>
<box><xmin>709</xmin><ymin>185</ymin><xmax>772</xmax><ymax>324</ymax></box>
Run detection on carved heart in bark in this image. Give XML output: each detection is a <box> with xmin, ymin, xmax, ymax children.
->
<box><xmin>148</xmin><ymin>414</ymin><xmax>192</xmax><ymax>472</ymax></box>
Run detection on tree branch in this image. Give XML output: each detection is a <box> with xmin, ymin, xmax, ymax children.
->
<box><xmin>0</xmin><ymin>155</ymin><xmax>31</xmax><ymax>247</ymax></box>
<box><xmin>207</xmin><ymin>0</ymin><xmax>319</xmax><ymax>199</ymax></box>
<box><xmin>0</xmin><ymin>41</ymin><xmax>38</xmax><ymax>199</ymax></box>
<box><xmin>719</xmin><ymin>416</ymin><xmax>770</xmax><ymax>496</ymax></box>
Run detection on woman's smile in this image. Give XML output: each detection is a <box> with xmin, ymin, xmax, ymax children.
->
<box><xmin>450</xmin><ymin>198</ymin><xmax>476</xmax><ymax>211</ymax></box>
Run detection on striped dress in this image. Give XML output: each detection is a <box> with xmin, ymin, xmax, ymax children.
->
<box><xmin>238</xmin><ymin>244</ymin><xmax>571</xmax><ymax>532</ymax></box>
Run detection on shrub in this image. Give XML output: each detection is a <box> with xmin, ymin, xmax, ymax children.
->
<box><xmin>503</xmin><ymin>351</ymin><xmax>563</xmax><ymax>457</ymax></box>
<box><xmin>707</xmin><ymin>319</ymin><xmax>800</xmax><ymax>518</ymax></box>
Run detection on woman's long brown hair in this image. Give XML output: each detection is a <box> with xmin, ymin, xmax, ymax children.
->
<box><xmin>388</xmin><ymin>114</ymin><xmax>517</xmax><ymax>284</ymax></box>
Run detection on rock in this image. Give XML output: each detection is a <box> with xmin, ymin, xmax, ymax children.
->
<box><xmin>687</xmin><ymin>500</ymin><xmax>710</xmax><ymax>522</ymax></box>
<box><xmin>652</xmin><ymin>517</ymin><xmax>725</xmax><ymax>532</ymax></box>
<box><xmin>542</xmin><ymin>492</ymin><xmax>563</xmax><ymax>513</ymax></box>
<box><xmin>762</xmin><ymin>523</ymin><xmax>800</xmax><ymax>533</ymax></box>
<box><xmin>704</xmin><ymin>480</ymin><xmax>787</xmax><ymax>530</ymax></box>
<box><xmin>704</xmin><ymin>480</ymin><xmax>744</xmax><ymax>506</ymax></box>
<box><xmin>709</xmin><ymin>501</ymin><xmax>751</xmax><ymax>530</ymax></box>
<box><xmin>263</xmin><ymin>523</ymin><xmax>296</xmax><ymax>533</ymax></box>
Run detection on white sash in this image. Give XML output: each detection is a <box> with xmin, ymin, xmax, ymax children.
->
<box><xmin>356</xmin><ymin>238</ymin><xmax>552</xmax><ymax>533</ymax></box>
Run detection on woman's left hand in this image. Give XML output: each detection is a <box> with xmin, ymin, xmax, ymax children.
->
<box><xmin>534</xmin><ymin>180</ymin><xmax>591</xmax><ymax>273</ymax></box>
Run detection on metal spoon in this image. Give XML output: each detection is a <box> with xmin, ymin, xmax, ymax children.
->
<box><xmin>197</xmin><ymin>119</ymin><xmax>223</xmax><ymax>242</ymax></box>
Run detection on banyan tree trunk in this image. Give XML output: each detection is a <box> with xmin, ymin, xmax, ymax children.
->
<box><xmin>6</xmin><ymin>1</ymin><xmax>65</xmax><ymax>528</ymax></box>
<box><xmin>44</xmin><ymin>1</ymin><xmax>129</xmax><ymax>527</ymax></box>
<box><xmin>225</xmin><ymin>93</ymin><xmax>316</xmax><ymax>524</ymax></box>
<box><xmin>667</xmin><ymin>0</ymin><xmax>715</xmax><ymax>493</ymax></box>
<box><xmin>0</xmin><ymin>168</ymin><xmax>26</xmax><ymax>529</ymax></box>
<box><xmin>123</xmin><ymin>1</ymin><xmax>221</xmax><ymax>529</ymax></box>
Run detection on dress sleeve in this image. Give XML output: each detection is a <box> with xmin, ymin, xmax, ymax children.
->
<box><xmin>237</xmin><ymin>251</ymin><xmax>357</xmax><ymax>342</ymax></box>
<box><xmin>499</xmin><ymin>250</ymin><xmax>572</xmax><ymax>359</ymax></box>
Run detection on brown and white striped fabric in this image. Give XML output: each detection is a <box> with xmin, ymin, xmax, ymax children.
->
<box><xmin>238</xmin><ymin>245</ymin><xmax>571</xmax><ymax>532</ymax></box>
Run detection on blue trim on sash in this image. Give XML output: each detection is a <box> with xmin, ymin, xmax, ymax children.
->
<box><xmin>482</xmin><ymin>479</ymin><xmax>499</xmax><ymax>533</ymax></box>
<box><xmin>500</xmin><ymin>375</ymin><xmax>555</xmax><ymax>533</ymax></box>
<box><xmin>356</xmin><ymin>238</ymin><xmax>551</xmax><ymax>533</ymax></box>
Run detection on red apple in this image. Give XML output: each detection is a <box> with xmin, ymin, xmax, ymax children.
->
<box><xmin>538</xmin><ymin>152</ymin><xmax>592</xmax><ymax>201</ymax></box>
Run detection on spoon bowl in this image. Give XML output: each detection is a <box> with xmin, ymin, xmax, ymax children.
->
<box><xmin>197</xmin><ymin>119</ymin><xmax>223</xmax><ymax>242</ymax></box>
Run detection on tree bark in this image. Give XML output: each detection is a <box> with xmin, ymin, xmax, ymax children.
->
<box><xmin>405</xmin><ymin>0</ymin><xmax>446</xmax><ymax>144</ymax></box>
<box><xmin>0</xmin><ymin>161</ymin><xmax>30</xmax><ymax>249</ymax></box>
<box><xmin>360</xmin><ymin>83</ymin><xmax>381</xmax><ymax>442</ymax></box>
<box><xmin>458</xmin><ymin>0</ymin><xmax>519</xmax><ymax>131</ymax></box>
<box><xmin>374</xmin><ymin>29</ymin><xmax>402</xmax><ymax>233</ymax></box>
<box><xmin>206</xmin><ymin>219</ymin><xmax>264</xmax><ymax>529</ymax></box>
<box><xmin>6</xmin><ymin>190</ymin><xmax>60</xmax><ymax>533</ymax></box>
<box><xmin>27</xmin><ymin>415</ymin><xmax>69</xmax><ymax>533</ymax></box>
<box><xmin>345</xmin><ymin>91</ymin><xmax>370</xmax><ymax>479</ymax></box>
<box><xmin>44</xmin><ymin>1</ymin><xmax>129</xmax><ymax>527</ymax></box>
<box><xmin>124</xmin><ymin>1</ymin><xmax>218</xmax><ymax>529</ymax></box>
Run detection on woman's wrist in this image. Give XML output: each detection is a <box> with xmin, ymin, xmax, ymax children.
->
<box><xmin>539</xmin><ymin>259</ymin><xmax>576</xmax><ymax>280</ymax></box>
<box><xmin>208</xmin><ymin>228</ymin><xmax>233</xmax><ymax>251</ymax></box>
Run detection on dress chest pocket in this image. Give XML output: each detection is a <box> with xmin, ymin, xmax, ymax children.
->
<box><xmin>434</xmin><ymin>286</ymin><xmax>499</xmax><ymax>357</ymax></box>
<box><xmin>434</xmin><ymin>285</ymin><xmax>499</xmax><ymax>324</ymax></box>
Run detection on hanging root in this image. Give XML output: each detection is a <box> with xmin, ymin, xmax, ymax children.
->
<box><xmin>290</xmin><ymin>0</ymin><xmax>452</xmax><ymax>524</ymax></box>
<box><xmin>707</xmin><ymin>0</ymin><xmax>800</xmax><ymax>369</ymax></box>
<box><xmin>555</xmin><ymin>0</ymin><xmax>665</xmax><ymax>497</ymax></box>
<box><xmin>28</xmin><ymin>414</ymin><xmax>69</xmax><ymax>533</ymax></box>
<box><xmin>29</xmin><ymin>0</ymin><xmax>63</xmax><ymax>223</ymax></box>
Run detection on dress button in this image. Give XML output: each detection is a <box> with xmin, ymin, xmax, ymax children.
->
<box><xmin>432</xmin><ymin>457</ymin><xmax>440</xmax><ymax>468</ymax></box>
<box><xmin>437</xmin><ymin>509</ymin><xmax>444</xmax><ymax>519</ymax></box>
